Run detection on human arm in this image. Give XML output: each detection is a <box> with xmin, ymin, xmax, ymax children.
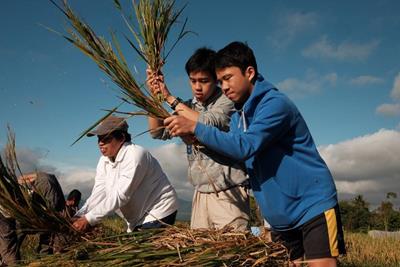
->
<box><xmin>82</xmin><ymin>149</ymin><xmax>148</xmax><ymax>226</ymax></box>
<box><xmin>72</xmin><ymin>216</ymin><xmax>90</xmax><ymax>232</ymax></box>
<box><xmin>165</xmin><ymin>96</ymin><xmax>291</xmax><ymax>161</ymax></box>
<box><xmin>146</xmin><ymin>69</ymin><xmax>169</xmax><ymax>139</ymax></box>
<box><xmin>74</xmin><ymin>160</ymin><xmax>107</xmax><ymax>217</ymax></box>
<box><xmin>146</xmin><ymin>68</ymin><xmax>200</xmax><ymax>122</ymax></box>
<box><xmin>146</xmin><ymin>68</ymin><xmax>199</xmax><ymax>142</ymax></box>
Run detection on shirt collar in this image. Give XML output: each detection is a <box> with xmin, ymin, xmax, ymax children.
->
<box><xmin>104</xmin><ymin>142</ymin><xmax>131</xmax><ymax>165</ymax></box>
<box><xmin>191</xmin><ymin>88</ymin><xmax>222</xmax><ymax>107</ymax></box>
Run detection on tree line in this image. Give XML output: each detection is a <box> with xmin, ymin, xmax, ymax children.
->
<box><xmin>249</xmin><ymin>192</ymin><xmax>400</xmax><ymax>232</ymax></box>
<box><xmin>339</xmin><ymin>192</ymin><xmax>400</xmax><ymax>232</ymax></box>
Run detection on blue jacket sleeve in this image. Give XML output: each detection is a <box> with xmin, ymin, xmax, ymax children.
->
<box><xmin>194</xmin><ymin>96</ymin><xmax>292</xmax><ymax>161</ymax></box>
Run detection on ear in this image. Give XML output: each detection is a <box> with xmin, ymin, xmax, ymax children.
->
<box><xmin>245</xmin><ymin>66</ymin><xmax>256</xmax><ymax>82</ymax></box>
<box><xmin>120</xmin><ymin>132</ymin><xmax>127</xmax><ymax>143</ymax></box>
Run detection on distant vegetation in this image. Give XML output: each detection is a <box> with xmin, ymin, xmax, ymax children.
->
<box><xmin>340</xmin><ymin>192</ymin><xmax>400</xmax><ymax>232</ymax></box>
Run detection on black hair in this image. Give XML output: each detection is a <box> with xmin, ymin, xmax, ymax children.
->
<box><xmin>111</xmin><ymin>130</ymin><xmax>132</xmax><ymax>142</ymax></box>
<box><xmin>185</xmin><ymin>47</ymin><xmax>217</xmax><ymax>81</ymax></box>
<box><xmin>215</xmin><ymin>41</ymin><xmax>258</xmax><ymax>84</ymax></box>
<box><xmin>67</xmin><ymin>189</ymin><xmax>82</xmax><ymax>203</ymax></box>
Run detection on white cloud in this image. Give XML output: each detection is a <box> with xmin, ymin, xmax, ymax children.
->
<box><xmin>335</xmin><ymin>180</ymin><xmax>381</xmax><ymax>195</ymax></box>
<box><xmin>14</xmin><ymin>147</ymin><xmax>56</xmax><ymax>174</ymax></box>
<box><xmin>350</xmin><ymin>75</ymin><xmax>384</xmax><ymax>86</ymax></box>
<box><xmin>302</xmin><ymin>35</ymin><xmax>379</xmax><ymax>61</ymax></box>
<box><xmin>269</xmin><ymin>11</ymin><xmax>318</xmax><ymax>48</ymax></box>
<box><xmin>375</xmin><ymin>73</ymin><xmax>400</xmax><ymax>117</ymax></box>
<box><xmin>390</xmin><ymin>72</ymin><xmax>400</xmax><ymax>100</ymax></box>
<box><xmin>58</xmin><ymin>168</ymin><xmax>96</xmax><ymax>199</ymax></box>
<box><xmin>8</xmin><ymin>130</ymin><xmax>400</xmax><ymax>208</ymax></box>
<box><xmin>277</xmin><ymin>70</ymin><xmax>337</xmax><ymax>98</ymax></box>
<box><xmin>12</xmin><ymin>147</ymin><xmax>96</xmax><ymax>198</ymax></box>
<box><xmin>4</xmin><ymin>142</ymin><xmax>194</xmax><ymax>202</ymax></box>
<box><xmin>319</xmin><ymin>129</ymin><xmax>400</xmax><ymax>206</ymax></box>
<box><xmin>150</xmin><ymin>142</ymin><xmax>193</xmax><ymax>201</ymax></box>
<box><xmin>376</xmin><ymin>103</ymin><xmax>400</xmax><ymax>116</ymax></box>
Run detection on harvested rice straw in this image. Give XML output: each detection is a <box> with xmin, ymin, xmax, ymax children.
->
<box><xmin>0</xmin><ymin>128</ymin><xmax>76</xmax><ymax>235</ymax></box>
<box><xmin>117</xmin><ymin>0</ymin><xmax>191</xmax><ymax>101</ymax></box>
<box><xmin>29</xmin><ymin>224</ymin><xmax>289</xmax><ymax>266</ymax></box>
<box><xmin>50</xmin><ymin>0</ymin><xmax>170</xmax><ymax>119</ymax></box>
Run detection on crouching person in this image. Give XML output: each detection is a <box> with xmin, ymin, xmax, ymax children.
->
<box><xmin>18</xmin><ymin>172</ymin><xmax>66</xmax><ymax>255</ymax></box>
<box><xmin>73</xmin><ymin>116</ymin><xmax>178</xmax><ymax>233</ymax></box>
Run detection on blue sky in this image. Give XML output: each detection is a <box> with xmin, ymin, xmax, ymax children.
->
<box><xmin>1</xmin><ymin>0</ymin><xmax>399</xmax><ymax>207</ymax></box>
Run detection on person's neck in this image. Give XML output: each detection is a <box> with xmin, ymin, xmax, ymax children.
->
<box><xmin>108</xmin><ymin>141</ymin><xmax>125</xmax><ymax>162</ymax></box>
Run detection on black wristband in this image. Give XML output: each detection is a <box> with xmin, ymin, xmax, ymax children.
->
<box><xmin>169</xmin><ymin>97</ymin><xmax>182</xmax><ymax>110</ymax></box>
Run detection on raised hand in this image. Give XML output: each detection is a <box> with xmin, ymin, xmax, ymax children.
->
<box><xmin>146</xmin><ymin>68</ymin><xmax>171</xmax><ymax>99</ymax></box>
<box><xmin>164</xmin><ymin>115</ymin><xmax>197</xmax><ymax>137</ymax></box>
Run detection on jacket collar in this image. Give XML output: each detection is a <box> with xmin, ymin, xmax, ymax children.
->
<box><xmin>234</xmin><ymin>74</ymin><xmax>276</xmax><ymax>112</ymax></box>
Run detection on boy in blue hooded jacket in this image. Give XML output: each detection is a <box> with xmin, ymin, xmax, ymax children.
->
<box><xmin>164</xmin><ymin>41</ymin><xmax>345</xmax><ymax>266</ymax></box>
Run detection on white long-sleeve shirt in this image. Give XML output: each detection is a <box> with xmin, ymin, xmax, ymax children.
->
<box><xmin>76</xmin><ymin>142</ymin><xmax>178</xmax><ymax>231</ymax></box>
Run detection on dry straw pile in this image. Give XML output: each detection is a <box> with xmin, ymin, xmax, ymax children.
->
<box><xmin>0</xmin><ymin>128</ymin><xmax>76</xmax><ymax>235</ymax></box>
<box><xmin>31</xmin><ymin>224</ymin><xmax>289</xmax><ymax>266</ymax></box>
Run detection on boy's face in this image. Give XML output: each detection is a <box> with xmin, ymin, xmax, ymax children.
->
<box><xmin>189</xmin><ymin>71</ymin><xmax>217</xmax><ymax>103</ymax></box>
<box><xmin>216</xmin><ymin>66</ymin><xmax>255</xmax><ymax>104</ymax></box>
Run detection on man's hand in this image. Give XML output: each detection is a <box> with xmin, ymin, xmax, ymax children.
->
<box><xmin>146</xmin><ymin>68</ymin><xmax>171</xmax><ymax>99</ymax></box>
<box><xmin>72</xmin><ymin>216</ymin><xmax>91</xmax><ymax>232</ymax></box>
<box><xmin>164</xmin><ymin>115</ymin><xmax>197</xmax><ymax>137</ymax></box>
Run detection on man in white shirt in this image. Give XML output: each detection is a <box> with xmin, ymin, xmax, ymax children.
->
<box><xmin>73</xmin><ymin>116</ymin><xmax>178</xmax><ymax>232</ymax></box>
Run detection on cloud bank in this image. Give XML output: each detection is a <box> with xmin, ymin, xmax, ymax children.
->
<box><xmin>277</xmin><ymin>70</ymin><xmax>337</xmax><ymax>98</ymax></box>
<box><xmin>10</xmin><ymin>142</ymin><xmax>193</xmax><ymax>201</ymax></box>
<box><xmin>319</xmin><ymin>129</ymin><xmax>400</xmax><ymax>207</ymax></box>
<box><xmin>376</xmin><ymin>72</ymin><xmax>400</xmax><ymax>117</ymax></box>
<box><xmin>6</xmin><ymin>128</ymin><xmax>399</xmax><ymax>209</ymax></box>
<box><xmin>269</xmin><ymin>11</ymin><xmax>319</xmax><ymax>48</ymax></box>
<box><xmin>302</xmin><ymin>36</ymin><xmax>379</xmax><ymax>61</ymax></box>
<box><xmin>349</xmin><ymin>75</ymin><xmax>384</xmax><ymax>86</ymax></box>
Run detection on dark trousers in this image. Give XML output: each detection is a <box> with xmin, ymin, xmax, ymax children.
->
<box><xmin>135</xmin><ymin>210</ymin><xmax>177</xmax><ymax>230</ymax></box>
<box><xmin>0</xmin><ymin>215</ymin><xmax>19</xmax><ymax>266</ymax></box>
<box><xmin>1</xmin><ymin>217</ymin><xmax>53</xmax><ymax>267</ymax></box>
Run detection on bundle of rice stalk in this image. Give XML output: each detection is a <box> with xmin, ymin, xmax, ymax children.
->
<box><xmin>30</xmin><ymin>225</ymin><xmax>289</xmax><ymax>266</ymax></box>
<box><xmin>0</xmin><ymin>128</ymin><xmax>75</xmax><ymax>235</ymax></box>
<box><xmin>49</xmin><ymin>0</ymin><xmax>170</xmax><ymax>120</ymax></box>
<box><xmin>117</xmin><ymin>0</ymin><xmax>191</xmax><ymax>101</ymax></box>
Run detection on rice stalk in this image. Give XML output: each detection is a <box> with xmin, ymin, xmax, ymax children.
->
<box><xmin>0</xmin><ymin>128</ymin><xmax>76</xmax><ymax>236</ymax></box>
<box><xmin>49</xmin><ymin>0</ymin><xmax>171</xmax><ymax>121</ymax></box>
<box><xmin>29</xmin><ymin>224</ymin><xmax>289</xmax><ymax>266</ymax></box>
<box><xmin>119</xmin><ymin>0</ymin><xmax>192</xmax><ymax>102</ymax></box>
